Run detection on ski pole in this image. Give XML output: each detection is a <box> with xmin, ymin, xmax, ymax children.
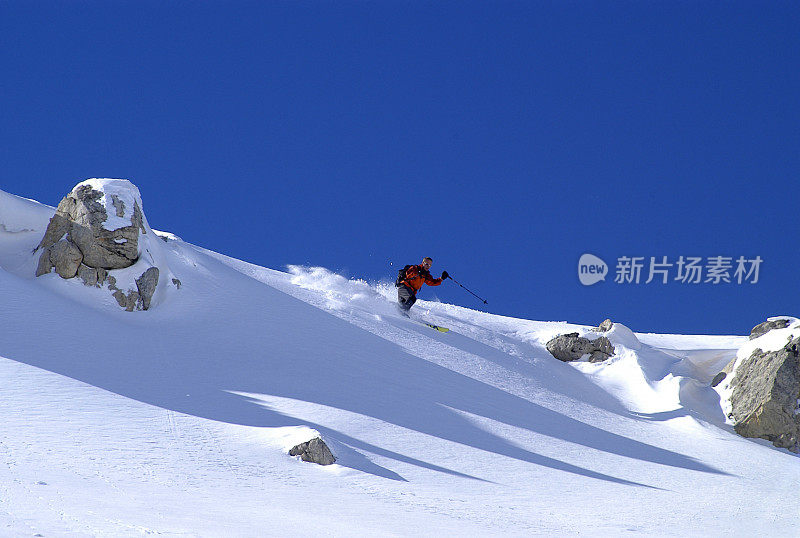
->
<box><xmin>446</xmin><ymin>275</ymin><xmax>488</xmax><ymax>304</ymax></box>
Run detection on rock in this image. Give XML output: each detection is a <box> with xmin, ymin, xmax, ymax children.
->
<box><xmin>595</xmin><ymin>318</ymin><xmax>614</xmax><ymax>332</ymax></box>
<box><xmin>710</xmin><ymin>371</ymin><xmax>727</xmax><ymax>387</ymax></box>
<box><xmin>546</xmin><ymin>333</ymin><xmax>580</xmax><ymax>361</ymax></box>
<box><xmin>70</xmin><ymin>222</ymin><xmax>139</xmax><ymax>269</ymax></box>
<box><xmin>589</xmin><ymin>337</ymin><xmax>616</xmax><ymax>362</ymax></box>
<box><xmin>36</xmin><ymin>181</ymin><xmax>142</xmax><ymax>271</ymax></box>
<box><xmin>750</xmin><ymin>319</ymin><xmax>791</xmax><ymax>340</ymax></box>
<box><xmin>172</xmin><ymin>278</ymin><xmax>182</xmax><ymax>289</ymax></box>
<box><xmin>77</xmin><ymin>264</ymin><xmax>98</xmax><ymax>287</ymax></box>
<box><xmin>35</xmin><ymin>245</ymin><xmax>54</xmax><ymax>276</ymax></box>
<box><xmin>546</xmin><ymin>333</ymin><xmax>616</xmax><ymax>363</ymax></box>
<box><xmin>729</xmin><ymin>336</ymin><xmax>800</xmax><ymax>452</ymax></box>
<box><xmin>49</xmin><ymin>239</ymin><xmax>83</xmax><ymax>279</ymax></box>
<box><xmin>135</xmin><ymin>267</ymin><xmax>159</xmax><ymax>310</ymax></box>
<box><xmin>35</xmin><ymin>206</ymin><xmax>73</xmax><ymax>253</ymax></box>
<box><xmin>288</xmin><ymin>438</ymin><xmax>336</xmax><ymax>466</ymax></box>
<box><xmin>131</xmin><ymin>202</ymin><xmax>146</xmax><ymax>234</ymax></box>
<box><xmin>131</xmin><ymin>291</ymin><xmax>141</xmax><ymax>311</ymax></box>
<box><xmin>110</xmin><ymin>194</ymin><xmax>125</xmax><ymax>217</ymax></box>
<box><xmin>111</xmin><ymin>289</ymin><xmax>126</xmax><ymax>308</ymax></box>
<box><xmin>711</xmin><ymin>357</ymin><xmax>737</xmax><ymax>387</ymax></box>
<box><xmin>33</xmin><ymin>179</ymin><xmax>177</xmax><ymax>312</ymax></box>
<box><xmin>109</xmin><ymin>272</ymin><xmax>141</xmax><ymax>311</ymax></box>
<box><xmin>112</xmin><ymin>289</ymin><xmax>140</xmax><ymax>312</ymax></box>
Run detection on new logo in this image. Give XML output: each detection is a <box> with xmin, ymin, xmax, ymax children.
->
<box><xmin>578</xmin><ymin>253</ymin><xmax>608</xmax><ymax>286</ymax></box>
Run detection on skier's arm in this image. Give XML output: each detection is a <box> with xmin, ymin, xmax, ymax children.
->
<box><xmin>424</xmin><ymin>273</ymin><xmax>443</xmax><ymax>286</ymax></box>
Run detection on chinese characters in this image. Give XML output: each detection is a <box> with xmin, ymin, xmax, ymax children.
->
<box><xmin>613</xmin><ymin>256</ymin><xmax>762</xmax><ymax>284</ymax></box>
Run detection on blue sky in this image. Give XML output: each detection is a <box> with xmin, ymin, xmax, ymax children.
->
<box><xmin>2</xmin><ymin>1</ymin><xmax>797</xmax><ymax>334</ymax></box>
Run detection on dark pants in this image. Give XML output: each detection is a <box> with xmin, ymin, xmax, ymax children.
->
<box><xmin>397</xmin><ymin>284</ymin><xmax>417</xmax><ymax>312</ymax></box>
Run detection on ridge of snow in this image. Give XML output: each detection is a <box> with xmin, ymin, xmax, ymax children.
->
<box><xmin>0</xmin><ymin>188</ymin><xmax>55</xmax><ymax>277</ymax></box>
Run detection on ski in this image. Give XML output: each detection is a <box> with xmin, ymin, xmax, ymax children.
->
<box><xmin>396</xmin><ymin>306</ymin><xmax>449</xmax><ymax>332</ymax></box>
<box><xmin>422</xmin><ymin>322</ymin><xmax>449</xmax><ymax>333</ymax></box>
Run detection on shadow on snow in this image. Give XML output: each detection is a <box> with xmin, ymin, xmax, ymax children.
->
<box><xmin>1</xmin><ymin>256</ymin><xmax>730</xmax><ymax>488</ymax></box>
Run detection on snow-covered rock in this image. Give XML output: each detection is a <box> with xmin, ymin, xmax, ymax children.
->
<box><xmin>33</xmin><ymin>179</ymin><xmax>177</xmax><ymax>311</ymax></box>
<box><xmin>593</xmin><ymin>318</ymin><xmax>614</xmax><ymax>332</ymax></box>
<box><xmin>289</xmin><ymin>437</ymin><xmax>336</xmax><ymax>466</ymax></box>
<box><xmin>749</xmin><ymin>317</ymin><xmax>792</xmax><ymax>340</ymax></box>
<box><xmin>135</xmin><ymin>266</ymin><xmax>160</xmax><ymax>310</ymax></box>
<box><xmin>720</xmin><ymin>317</ymin><xmax>800</xmax><ymax>451</ymax></box>
<box><xmin>546</xmin><ymin>332</ymin><xmax>615</xmax><ymax>363</ymax></box>
<box><xmin>36</xmin><ymin>180</ymin><xmax>144</xmax><ymax>271</ymax></box>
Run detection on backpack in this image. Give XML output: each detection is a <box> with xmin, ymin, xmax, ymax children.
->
<box><xmin>395</xmin><ymin>265</ymin><xmax>412</xmax><ymax>287</ymax></box>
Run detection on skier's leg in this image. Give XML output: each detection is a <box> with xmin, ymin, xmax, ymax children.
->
<box><xmin>397</xmin><ymin>285</ymin><xmax>416</xmax><ymax>312</ymax></box>
<box><xmin>397</xmin><ymin>285</ymin><xmax>409</xmax><ymax>308</ymax></box>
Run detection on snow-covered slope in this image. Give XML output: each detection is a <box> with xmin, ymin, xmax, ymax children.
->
<box><xmin>1</xmin><ymin>187</ymin><xmax>798</xmax><ymax>536</ymax></box>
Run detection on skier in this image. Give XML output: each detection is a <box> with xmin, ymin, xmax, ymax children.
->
<box><xmin>396</xmin><ymin>257</ymin><xmax>448</xmax><ymax>315</ymax></box>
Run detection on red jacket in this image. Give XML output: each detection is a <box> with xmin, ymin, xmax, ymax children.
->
<box><xmin>400</xmin><ymin>264</ymin><xmax>443</xmax><ymax>293</ymax></box>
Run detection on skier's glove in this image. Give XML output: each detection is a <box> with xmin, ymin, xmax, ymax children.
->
<box><xmin>441</xmin><ymin>271</ymin><xmax>449</xmax><ymax>280</ymax></box>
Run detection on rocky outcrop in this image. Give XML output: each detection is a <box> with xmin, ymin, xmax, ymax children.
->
<box><xmin>78</xmin><ymin>264</ymin><xmax>98</xmax><ymax>287</ymax></box>
<box><xmin>49</xmin><ymin>239</ymin><xmax>83</xmax><ymax>279</ymax></box>
<box><xmin>36</xmin><ymin>183</ymin><xmax>145</xmax><ymax>270</ymax></box>
<box><xmin>593</xmin><ymin>318</ymin><xmax>614</xmax><ymax>332</ymax></box>
<box><xmin>728</xmin><ymin>336</ymin><xmax>800</xmax><ymax>452</ymax></box>
<box><xmin>136</xmin><ymin>267</ymin><xmax>159</xmax><ymax>310</ymax></box>
<box><xmin>34</xmin><ymin>179</ymin><xmax>172</xmax><ymax>312</ymax></box>
<box><xmin>750</xmin><ymin>319</ymin><xmax>791</xmax><ymax>340</ymax></box>
<box><xmin>546</xmin><ymin>333</ymin><xmax>615</xmax><ymax>363</ymax></box>
<box><xmin>288</xmin><ymin>438</ymin><xmax>336</xmax><ymax>466</ymax></box>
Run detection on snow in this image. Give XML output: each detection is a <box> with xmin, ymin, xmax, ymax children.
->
<box><xmin>0</xmin><ymin>189</ymin><xmax>55</xmax><ymax>276</ymax></box>
<box><xmin>1</xmin><ymin>186</ymin><xmax>799</xmax><ymax>536</ymax></box>
<box><xmin>736</xmin><ymin>318</ymin><xmax>800</xmax><ymax>359</ymax></box>
<box><xmin>152</xmin><ymin>229</ymin><xmax>183</xmax><ymax>242</ymax></box>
